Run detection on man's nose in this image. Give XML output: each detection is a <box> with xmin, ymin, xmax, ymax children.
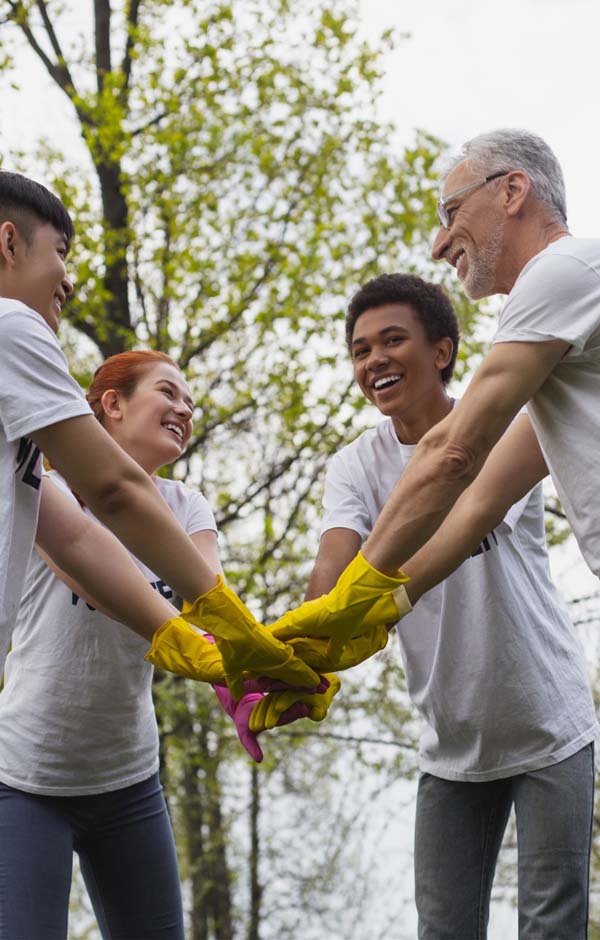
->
<box><xmin>432</xmin><ymin>225</ymin><xmax>451</xmax><ymax>262</ymax></box>
<box><xmin>367</xmin><ymin>345</ymin><xmax>390</xmax><ymax>369</ymax></box>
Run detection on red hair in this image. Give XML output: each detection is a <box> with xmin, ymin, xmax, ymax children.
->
<box><xmin>87</xmin><ymin>350</ymin><xmax>178</xmax><ymax>423</ymax></box>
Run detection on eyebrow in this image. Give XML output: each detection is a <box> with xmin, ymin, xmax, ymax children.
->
<box><xmin>156</xmin><ymin>379</ymin><xmax>194</xmax><ymax>409</ymax></box>
<box><xmin>351</xmin><ymin>325</ymin><xmax>410</xmax><ymax>347</ymax></box>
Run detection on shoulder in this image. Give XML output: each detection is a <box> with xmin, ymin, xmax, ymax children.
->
<box><xmin>330</xmin><ymin>420</ymin><xmax>396</xmax><ymax>468</ymax></box>
<box><xmin>518</xmin><ymin>238</ymin><xmax>600</xmax><ymax>289</ymax></box>
<box><xmin>153</xmin><ymin>477</ymin><xmax>217</xmax><ymax>529</ymax></box>
<box><xmin>0</xmin><ymin>299</ymin><xmax>54</xmax><ymax>340</ymax></box>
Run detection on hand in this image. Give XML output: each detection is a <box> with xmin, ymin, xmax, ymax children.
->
<box><xmin>212</xmin><ymin>684</ymin><xmax>310</xmax><ymax>762</ymax></box>
<box><xmin>181</xmin><ymin>577</ymin><xmax>321</xmax><ymax>699</ymax></box>
<box><xmin>249</xmin><ymin>673</ymin><xmax>342</xmax><ymax>733</ymax></box>
<box><xmin>268</xmin><ymin>552</ymin><xmax>411</xmax><ymax>660</ymax></box>
<box><xmin>286</xmin><ymin>624</ymin><xmax>389</xmax><ymax>672</ymax></box>
<box><xmin>145</xmin><ymin>617</ymin><xmax>226</xmax><ymax>682</ymax></box>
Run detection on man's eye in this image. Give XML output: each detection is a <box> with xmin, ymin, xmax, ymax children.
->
<box><xmin>353</xmin><ymin>348</ymin><xmax>368</xmax><ymax>360</ymax></box>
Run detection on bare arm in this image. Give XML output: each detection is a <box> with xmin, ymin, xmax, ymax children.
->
<box><xmin>403</xmin><ymin>414</ymin><xmax>548</xmax><ymax>602</ymax></box>
<box><xmin>31</xmin><ymin>415</ymin><xmax>218</xmax><ymax>601</ymax></box>
<box><xmin>363</xmin><ymin>339</ymin><xmax>568</xmax><ymax>574</ymax></box>
<box><xmin>36</xmin><ymin>518</ymin><xmax>224</xmax><ymax>623</ymax></box>
<box><xmin>36</xmin><ymin>477</ymin><xmax>177</xmax><ymax>640</ymax></box>
<box><xmin>305</xmin><ymin>528</ymin><xmax>362</xmax><ymax>600</ymax></box>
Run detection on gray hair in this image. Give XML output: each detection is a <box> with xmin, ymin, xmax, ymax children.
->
<box><xmin>445</xmin><ymin>129</ymin><xmax>567</xmax><ymax>224</ymax></box>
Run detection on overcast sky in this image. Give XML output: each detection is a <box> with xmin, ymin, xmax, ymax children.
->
<box><xmin>359</xmin><ymin>0</ymin><xmax>598</xmax><ymax>237</ymax></box>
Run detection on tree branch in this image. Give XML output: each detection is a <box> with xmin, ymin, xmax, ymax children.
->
<box><xmin>94</xmin><ymin>0</ymin><xmax>111</xmax><ymax>93</ymax></box>
<box><xmin>122</xmin><ymin>0</ymin><xmax>141</xmax><ymax>94</ymax></box>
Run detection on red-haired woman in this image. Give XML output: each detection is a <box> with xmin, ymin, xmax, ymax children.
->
<box><xmin>0</xmin><ymin>351</ymin><xmax>220</xmax><ymax>940</ymax></box>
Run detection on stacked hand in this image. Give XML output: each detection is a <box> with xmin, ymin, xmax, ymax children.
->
<box><xmin>146</xmin><ymin>576</ymin><xmax>321</xmax><ymax>698</ymax></box>
<box><xmin>269</xmin><ymin>552</ymin><xmax>411</xmax><ymax>662</ymax></box>
<box><xmin>213</xmin><ymin>674</ymin><xmax>341</xmax><ymax>761</ymax></box>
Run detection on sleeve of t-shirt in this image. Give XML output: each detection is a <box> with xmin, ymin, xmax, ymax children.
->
<box><xmin>184</xmin><ymin>487</ymin><xmax>218</xmax><ymax>536</ymax></box>
<box><xmin>493</xmin><ymin>251</ymin><xmax>600</xmax><ymax>351</ymax></box>
<box><xmin>320</xmin><ymin>450</ymin><xmax>373</xmax><ymax>542</ymax></box>
<box><xmin>0</xmin><ymin>309</ymin><xmax>91</xmax><ymax>442</ymax></box>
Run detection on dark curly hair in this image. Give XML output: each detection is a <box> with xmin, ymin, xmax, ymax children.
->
<box><xmin>346</xmin><ymin>273</ymin><xmax>460</xmax><ymax>385</ymax></box>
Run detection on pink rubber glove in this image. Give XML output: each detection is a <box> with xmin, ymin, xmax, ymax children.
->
<box><xmin>212</xmin><ymin>684</ymin><xmax>309</xmax><ymax>762</ymax></box>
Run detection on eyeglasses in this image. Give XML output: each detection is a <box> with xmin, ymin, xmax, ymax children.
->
<box><xmin>437</xmin><ymin>171</ymin><xmax>508</xmax><ymax>229</ymax></box>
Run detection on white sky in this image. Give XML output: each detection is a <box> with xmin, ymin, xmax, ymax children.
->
<box><xmin>359</xmin><ymin>0</ymin><xmax>598</xmax><ymax>236</ymax></box>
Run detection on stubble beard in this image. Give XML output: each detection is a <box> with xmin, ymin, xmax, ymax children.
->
<box><xmin>463</xmin><ymin>224</ymin><xmax>504</xmax><ymax>300</ymax></box>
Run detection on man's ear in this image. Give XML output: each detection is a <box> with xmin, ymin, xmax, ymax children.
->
<box><xmin>100</xmin><ymin>389</ymin><xmax>123</xmax><ymax>421</ymax></box>
<box><xmin>435</xmin><ymin>337</ymin><xmax>454</xmax><ymax>372</ymax></box>
<box><xmin>504</xmin><ymin>170</ymin><xmax>531</xmax><ymax>217</ymax></box>
<box><xmin>0</xmin><ymin>221</ymin><xmax>19</xmax><ymax>266</ymax></box>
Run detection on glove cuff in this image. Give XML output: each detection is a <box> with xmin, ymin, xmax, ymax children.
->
<box><xmin>354</xmin><ymin>551</ymin><xmax>409</xmax><ymax>588</ymax></box>
<box><xmin>391</xmin><ymin>583</ymin><xmax>412</xmax><ymax>617</ymax></box>
<box><xmin>183</xmin><ymin>576</ymin><xmax>261</xmax><ymax>635</ymax></box>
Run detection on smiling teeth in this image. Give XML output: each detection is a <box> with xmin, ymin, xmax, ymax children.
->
<box><xmin>163</xmin><ymin>423</ymin><xmax>183</xmax><ymax>440</ymax></box>
<box><xmin>373</xmin><ymin>375</ymin><xmax>402</xmax><ymax>390</ymax></box>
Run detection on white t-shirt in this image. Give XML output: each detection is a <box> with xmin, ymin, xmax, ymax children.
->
<box><xmin>0</xmin><ymin>298</ymin><xmax>91</xmax><ymax>670</ymax></box>
<box><xmin>0</xmin><ymin>472</ymin><xmax>217</xmax><ymax>796</ymax></box>
<box><xmin>322</xmin><ymin>417</ymin><xmax>598</xmax><ymax>782</ymax></box>
<box><xmin>493</xmin><ymin>236</ymin><xmax>600</xmax><ymax>576</ymax></box>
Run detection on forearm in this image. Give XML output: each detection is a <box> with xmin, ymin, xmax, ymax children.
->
<box><xmin>82</xmin><ymin>470</ymin><xmax>218</xmax><ymax>601</ymax></box>
<box><xmin>32</xmin><ymin>415</ymin><xmax>218</xmax><ymax>602</ymax></box>
<box><xmin>305</xmin><ymin>528</ymin><xmax>362</xmax><ymax>600</ymax></box>
<box><xmin>37</xmin><ymin>515</ymin><xmax>176</xmax><ymax>641</ymax></box>
<box><xmin>402</xmin><ymin>492</ymin><xmax>502</xmax><ymax>603</ymax></box>
<box><xmin>362</xmin><ymin>342</ymin><xmax>563</xmax><ymax>575</ymax></box>
<box><xmin>362</xmin><ymin>420</ymin><xmax>481</xmax><ymax>575</ymax></box>
<box><xmin>401</xmin><ymin>414</ymin><xmax>548</xmax><ymax>603</ymax></box>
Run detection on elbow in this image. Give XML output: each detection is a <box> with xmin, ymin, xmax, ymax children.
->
<box><xmin>79</xmin><ymin>464</ymin><xmax>150</xmax><ymax>519</ymax></box>
<box><xmin>419</xmin><ymin>428</ymin><xmax>480</xmax><ymax>489</ymax></box>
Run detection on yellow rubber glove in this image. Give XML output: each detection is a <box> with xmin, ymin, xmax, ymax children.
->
<box><xmin>286</xmin><ymin>623</ymin><xmax>389</xmax><ymax>672</ymax></box>
<box><xmin>269</xmin><ymin>552</ymin><xmax>411</xmax><ymax>661</ymax></box>
<box><xmin>145</xmin><ymin>616</ymin><xmax>226</xmax><ymax>683</ymax></box>
<box><xmin>181</xmin><ymin>576</ymin><xmax>321</xmax><ymax>700</ymax></box>
<box><xmin>249</xmin><ymin>674</ymin><xmax>342</xmax><ymax>733</ymax></box>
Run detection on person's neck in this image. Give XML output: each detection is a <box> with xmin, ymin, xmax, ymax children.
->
<box><xmin>391</xmin><ymin>389</ymin><xmax>454</xmax><ymax>445</ymax></box>
<box><xmin>499</xmin><ymin>217</ymin><xmax>570</xmax><ymax>294</ymax></box>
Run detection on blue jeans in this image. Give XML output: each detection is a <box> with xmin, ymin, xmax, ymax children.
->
<box><xmin>0</xmin><ymin>772</ymin><xmax>184</xmax><ymax>940</ymax></box>
<box><xmin>414</xmin><ymin>743</ymin><xmax>594</xmax><ymax>939</ymax></box>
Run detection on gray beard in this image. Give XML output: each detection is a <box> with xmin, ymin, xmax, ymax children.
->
<box><xmin>463</xmin><ymin>225</ymin><xmax>504</xmax><ymax>300</ymax></box>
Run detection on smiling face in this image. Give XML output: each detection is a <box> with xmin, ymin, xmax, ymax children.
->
<box><xmin>0</xmin><ymin>221</ymin><xmax>73</xmax><ymax>331</ymax></box>
<box><xmin>432</xmin><ymin>161</ymin><xmax>506</xmax><ymax>300</ymax></box>
<box><xmin>102</xmin><ymin>362</ymin><xmax>194</xmax><ymax>474</ymax></box>
<box><xmin>351</xmin><ymin>304</ymin><xmax>453</xmax><ymax>440</ymax></box>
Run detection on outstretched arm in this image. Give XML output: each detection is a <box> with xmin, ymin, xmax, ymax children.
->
<box><xmin>31</xmin><ymin>414</ymin><xmax>218</xmax><ymax>602</ymax></box>
<box><xmin>305</xmin><ymin>528</ymin><xmax>362</xmax><ymax>599</ymax></box>
<box><xmin>402</xmin><ymin>414</ymin><xmax>548</xmax><ymax>602</ymax></box>
<box><xmin>36</xmin><ymin>476</ymin><xmax>178</xmax><ymax>640</ymax></box>
<box><xmin>362</xmin><ymin>339</ymin><xmax>567</xmax><ymax>575</ymax></box>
